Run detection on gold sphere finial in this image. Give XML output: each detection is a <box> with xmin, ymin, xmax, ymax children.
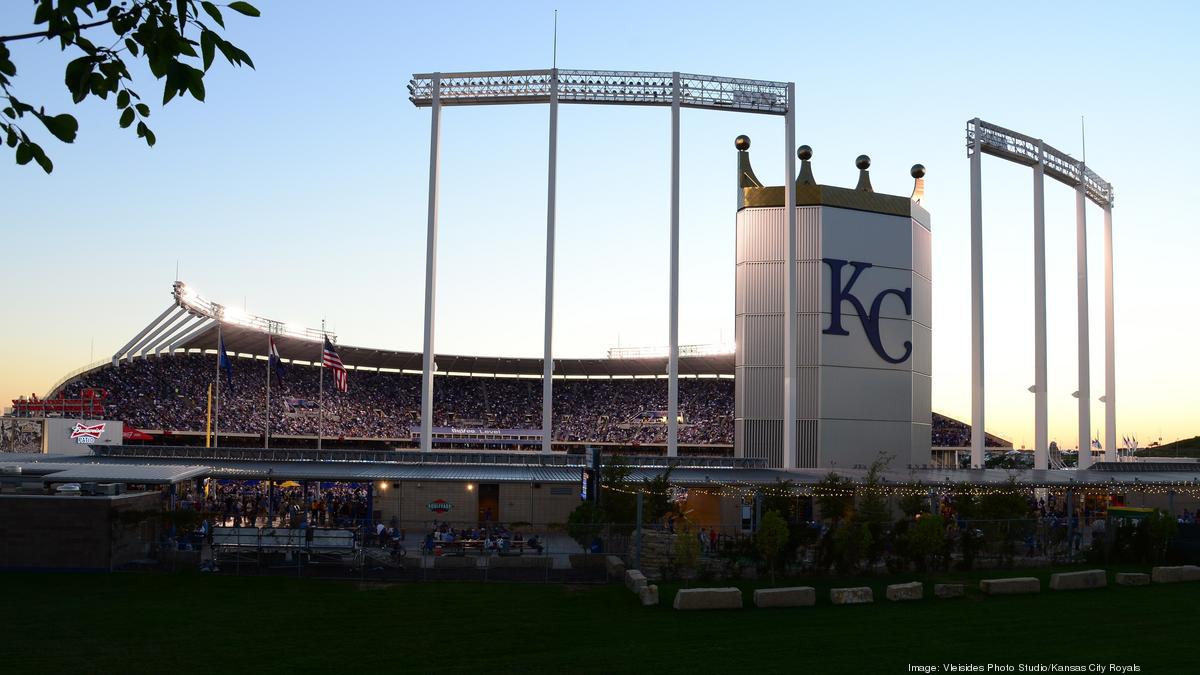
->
<box><xmin>735</xmin><ymin>135</ymin><xmax>751</xmax><ymax>151</ymax></box>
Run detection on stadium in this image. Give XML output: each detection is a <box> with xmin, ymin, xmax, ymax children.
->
<box><xmin>2</xmin><ymin>66</ymin><xmax>1196</xmax><ymax>583</ymax></box>
<box><xmin>14</xmin><ymin>278</ymin><xmax>1003</xmax><ymax>457</ymax></box>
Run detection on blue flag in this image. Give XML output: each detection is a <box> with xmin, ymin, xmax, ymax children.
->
<box><xmin>268</xmin><ymin>336</ymin><xmax>286</xmax><ymax>385</ymax></box>
<box><xmin>218</xmin><ymin>335</ymin><xmax>234</xmax><ymax>391</ymax></box>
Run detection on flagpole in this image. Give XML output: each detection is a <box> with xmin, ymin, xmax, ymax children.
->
<box><xmin>318</xmin><ymin>321</ymin><xmax>325</xmax><ymax>451</ymax></box>
<box><xmin>264</xmin><ymin>336</ymin><xmax>271</xmax><ymax>450</ymax></box>
<box><xmin>214</xmin><ymin>321</ymin><xmax>222</xmax><ymax>448</ymax></box>
<box><xmin>205</xmin><ymin>382</ymin><xmax>213</xmax><ymax>448</ymax></box>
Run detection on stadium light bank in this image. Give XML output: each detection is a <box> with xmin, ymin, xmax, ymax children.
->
<box><xmin>966</xmin><ymin>119</ymin><xmax>1116</xmax><ymax>471</ymax></box>
<box><xmin>408</xmin><ymin>68</ymin><xmax>797</xmax><ymax>458</ymax></box>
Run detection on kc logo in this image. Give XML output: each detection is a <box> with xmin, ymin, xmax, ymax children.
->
<box><xmin>822</xmin><ymin>258</ymin><xmax>912</xmax><ymax>364</ymax></box>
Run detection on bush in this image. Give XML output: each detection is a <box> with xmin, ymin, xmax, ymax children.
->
<box><xmin>756</xmin><ymin>510</ymin><xmax>790</xmax><ymax>584</ymax></box>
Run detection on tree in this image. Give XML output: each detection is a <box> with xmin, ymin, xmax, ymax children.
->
<box><xmin>672</xmin><ymin>517</ymin><xmax>701</xmax><ymax>584</ymax></box>
<box><xmin>640</xmin><ymin>463</ymin><xmax>678</xmax><ymax>525</ymax></box>
<box><xmin>905</xmin><ymin>513</ymin><xmax>945</xmax><ymax>572</ymax></box>
<box><xmin>856</xmin><ymin>454</ymin><xmax>894</xmax><ymax>563</ymax></box>
<box><xmin>814</xmin><ymin>472</ymin><xmax>854</xmax><ymax>522</ymax></box>
<box><xmin>755</xmin><ymin>510</ymin><xmax>789</xmax><ymax>584</ymax></box>
<box><xmin>1</xmin><ymin>0</ymin><xmax>260</xmax><ymax>173</ymax></box>
<box><xmin>761</xmin><ymin>479</ymin><xmax>799</xmax><ymax>523</ymax></box>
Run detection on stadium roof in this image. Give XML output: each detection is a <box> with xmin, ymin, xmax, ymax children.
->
<box><xmin>8</xmin><ymin>452</ymin><xmax>1200</xmax><ymax>488</ymax></box>
<box><xmin>1</xmin><ymin>456</ymin><xmax>208</xmax><ymax>485</ymax></box>
<box><xmin>104</xmin><ymin>281</ymin><xmax>733</xmax><ymax>378</ymax></box>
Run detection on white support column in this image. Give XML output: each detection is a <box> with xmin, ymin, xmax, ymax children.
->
<box><xmin>1103</xmin><ymin>202</ymin><xmax>1116</xmax><ymax>461</ymax></box>
<box><xmin>1033</xmin><ymin>146</ymin><xmax>1048</xmax><ymax>470</ymax></box>
<box><xmin>1075</xmin><ymin>169</ymin><xmax>1092</xmax><ymax>469</ymax></box>
<box><xmin>542</xmin><ymin>69</ymin><xmax>559</xmax><ymax>455</ymax></box>
<box><xmin>781</xmin><ymin>83</ymin><xmax>797</xmax><ymax>469</ymax></box>
<box><xmin>419</xmin><ymin>74</ymin><xmax>442</xmax><ymax>453</ymax></box>
<box><xmin>969</xmin><ymin>120</ymin><xmax>984</xmax><ymax>469</ymax></box>
<box><xmin>667</xmin><ymin>72</ymin><xmax>681</xmax><ymax>458</ymax></box>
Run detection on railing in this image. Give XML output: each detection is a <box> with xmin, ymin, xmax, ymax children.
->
<box><xmin>91</xmin><ymin>445</ymin><xmax>767</xmax><ymax>468</ymax></box>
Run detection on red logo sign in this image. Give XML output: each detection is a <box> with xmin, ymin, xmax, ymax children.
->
<box><xmin>70</xmin><ymin>422</ymin><xmax>106</xmax><ymax>444</ymax></box>
<box><xmin>426</xmin><ymin>499</ymin><xmax>452</xmax><ymax>514</ymax></box>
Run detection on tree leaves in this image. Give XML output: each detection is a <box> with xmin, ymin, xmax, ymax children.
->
<box><xmin>227</xmin><ymin>2</ymin><xmax>261</xmax><ymax>18</ymax></box>
<box><xmin>35</xmin><ymin>112</ymin><xmax>79</xmax><ymax>142</ymax></box>
<box><xmin>5</xmin><ymin>0</ymin><xmax>260</xmax><ymax>172</ymax></box>
<box><xmin>200</xmin><ymin>2</ymin><xmax>224</xmax><ymax>28</ymax></box>
<box><xmin>200</xmin><ymin>29</ymin><xmax>216</xmax><ymax>71</ymax></box>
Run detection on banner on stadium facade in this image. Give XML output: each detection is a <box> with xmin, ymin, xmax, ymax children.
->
<box><xmin>44</xmin><ymin>418</ymin><xmax>124</xmax><ymax>455</ymax></box>
<box><xmin>0</xmin><ymin>416</ymin><xmax>45</xmax><ymax>453</ymax></box>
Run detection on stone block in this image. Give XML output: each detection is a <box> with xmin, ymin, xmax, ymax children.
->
<box><xmin>979</xmin><ymin>577</ymin><xmax>1040</xmax><ymax>595</ymax></box>
<box><xmin>886</xmin><ymin>582</ymin><xmax>923</xmax><ymax>601</ymax></box>
<box><xmin>753</xmin><ymin>586</ymin><xmax>816</xmax><ymax>608</ymax></box>
<box><xmin>1115</xmin><ymin>572</ymin><xmax>1150</xmax><ymax>586</ymax></box>
<box><xmin>1151</xmin><ymin>565</ymin><xmax>1200</xmax><ymax>584</ymax></box>
<box><xmin>625</xmin><ymin>569</ymin><xmax>647</xmax><ymax>593</ymax></box>
<box><xmin>1049</xmin><ymin>569</ymin><xmax>1107</xmax><ymax>591</ymax></box>
<box><xmin>639</xmin><ymin>584</ymin><xmax>659</xmax><ymax>606</ymax></box>
<box><xmin>934</xmin><ymin>583</ymin><xmax>964</xmax><ymax>599</ymax></box>
<box><xmin>606</xmin><ymin>555</ymin><xmax>626</xmax><ymax>578</ymax></box>
<box><xmin>830</xmin><ymin>587</ymin><xmax>873</xmax><ymax>605</ymax></box>
<box><xmin>673</xmin><ymin>587</ymin><xmax>743</xmax><ymax>610</ymax></box>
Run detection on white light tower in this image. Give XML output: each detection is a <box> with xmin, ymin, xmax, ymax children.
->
<box><xmin>966</xmin><ymin>119</ymin><xmax>1115</xmax><ymax>471</ymax></box>
<box><xmin>409</xmin><ymin>69</ymin><xmax>793</xmax><ymax>458</ymax></box>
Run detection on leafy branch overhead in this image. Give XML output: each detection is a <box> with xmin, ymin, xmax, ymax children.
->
<box><xmin>1</xmin><ymin>0</ymin><xmax>260</xmax><ymax>173</ymax></box>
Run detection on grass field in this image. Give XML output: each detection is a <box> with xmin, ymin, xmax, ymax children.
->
<box><xmin>1</xmin><ymin>567</ymin><xmax>1196</xmax><ymax>674</ymax></box>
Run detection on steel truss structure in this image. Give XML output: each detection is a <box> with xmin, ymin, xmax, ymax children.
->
<box><xmin>410</xmin><ymin>68</ymin><xmax>797</xmax><ymax>464</ymax></box>
<box><xmin>967</xmin><ymin>120</ymin><xmax>1114</xmax><ymax>207</ymax></box>
<box><xmin>966</xmin><ymin>118</ymin><xmax>1117</xmax><ymax>471</ymax></box>
<box><xmin>409</xmin><ymin>69</ymin><xmax>789</xmax><ymax>114</ymax></box>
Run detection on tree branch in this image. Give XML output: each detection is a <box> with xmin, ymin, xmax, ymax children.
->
<box><xmin>0</xmin><ymin>17</ymin><xmax>115</xmax><ymax>44</ymax></box>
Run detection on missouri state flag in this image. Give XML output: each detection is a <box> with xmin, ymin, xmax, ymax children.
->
<box><xmin>218</xmin><ymin>334</ymin><xmax>234</xmax><ymax>391</ymax></box>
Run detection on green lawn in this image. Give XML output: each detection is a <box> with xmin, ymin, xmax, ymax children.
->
<box><xmin>1</xmin><ymin>568</ymin><xmax>1195</xmax><ymax>674</ymax></box>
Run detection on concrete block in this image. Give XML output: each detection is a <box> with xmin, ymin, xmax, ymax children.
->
<box><xmin>1151</xmin><ymin>565</ymin><xmax>1200</xmax><ymax>584</ymax></box>
<box><xmin>673</xmin><ymin>587</ymin><xmax>743</xmax><ymax>610</ymax></box>
<box><xmin>606</xmin><ymin>555</ymin><xmax>626</xmax><ymax>578</ymax></box>
<box><xmin>753</xmin><ymin>586</ymin><xmax>816</xmax><ymax>608</ymax></box>
<box><xmin>830</xmin><ymin>587</ymin><xmax>874</xmax><ymax>605</ymax></box>
<box><xmin>1049</xmin><ymin>569</ymin><xmax>1107</xmax><ymax>591</ymax></box>
<box><xmin>980</xmin><ymin>577</ymin><xmax>1040</xmax><ymax>595</ymax></box>
<box><xmin>625</xmin><ymin>569</ymin><xmax>647</xmax><ymax>593</ymax></box>
<box><xmin>886</xmin><ymin>582</ymin><xmax>923</xmax><ymax>601</ymax></box>
<box><xmin>639</xmin><ymin>584</ymin><xmax>659</xmax><ymax>606</ymax></box>
<box><xmin>1115</xmin><ymin>572</ymin><xmax>1150</xmax><ymax>586</ymax></box>
<box><xmin>934</xmin><ymin>583</ymin><xmax>964</xmax><ymax>599</ymax></box>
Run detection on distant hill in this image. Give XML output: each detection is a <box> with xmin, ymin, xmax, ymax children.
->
<box><xmin>1135</xmin><ymin>436</ymin><xmax>1200</xmax><ymax>458</ymax></box>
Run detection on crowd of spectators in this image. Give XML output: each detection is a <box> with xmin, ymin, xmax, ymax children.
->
<box><xmin>59</xmin><ymin>355</ymin><xmax>992</xmax><ymax>448</ymax></box>
<box><xmin>931</xmin><ymin>412</ymin><xmax>1009</xmax><ymax>448</ymax></box>
<box><xmin>61</xmin><ymin>354</ymin><xmax>736</xmax><ymax>445</ymax></box>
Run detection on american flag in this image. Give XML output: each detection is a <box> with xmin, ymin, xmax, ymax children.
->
<box><xmin>323</xmin><ymin>336</ymin><xmax>347</xmax><ymax>393</ymax></box>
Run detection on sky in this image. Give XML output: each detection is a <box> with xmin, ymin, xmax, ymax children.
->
<box><xmin>1</xmin><ymin>1</ymin><xmax>1198</xmax><ymax>448</ymax></box>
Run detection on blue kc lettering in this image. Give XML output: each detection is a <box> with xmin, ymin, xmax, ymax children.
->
<box><xmin>822</xmin><ymin>258</ymin><xmax>912</xmax><ymax>364</ymax></box>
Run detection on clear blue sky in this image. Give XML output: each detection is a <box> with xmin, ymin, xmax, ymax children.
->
<box><xmin>2</xmin><ymin>1</ymin><xmax>1198</xmax><ymax>447</ymax></box>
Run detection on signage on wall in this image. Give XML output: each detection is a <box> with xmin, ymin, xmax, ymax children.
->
<box><xmin>69</xmin><ymin>422</ymin><xmax>106</xmax><ymax>444</ymax></box>
<box><xmin>426</xmin><ymin>499</ymin><xmax>453</xmax><ymax>514</ymax></box>
<box><xmin>822</xmin><ymin>258</ymin><xmax>913</xmax><ymax>364</ymax></box>
<box><xmin>580</xmin><ymin>468</ymin><xmax>591</xmax><ymax>501</ymax></box>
